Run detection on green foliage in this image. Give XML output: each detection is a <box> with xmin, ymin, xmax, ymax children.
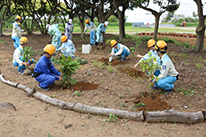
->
<box><xmin>196</xmin><ymin>63</ymin><xmax>202</xmax><ymax>69</ymax></box>
<box><xmin>48</xmin><ymin>132</ymin><xmax>52</xmax><ymax>137</ymax></box>
<box><xmin>182</xmin><ymin>87</ymin><xmax>195</xmax><ymax>97</ymax></box>
<box><xmin>108</xmin><ymin>15</ymin><xmax>118</xmax><ymax>22</ymax></box>
<box><xmin>21</xmin><ymin>46</ymin><xmax>34</xmax><ymax>62</ymax></box>
<box><xmin>59</xmin><ymin>54</ymin><xmax>80</xmax><ymax>87</ymax></box>
<box><xmin>103</xmin><ymin>112</ymin><xmax>118</xmax><ymax>123</ymax></box>
<box><xmin>72</xmin><ymin>91</ymin><xmax>82</xmax><ymax>97</ymax></box>
<box><xmin>75</xmin><ymin>57</ymin><xmax>88</xmax><ymax>65</ymax></box>
<box><xmin>135</xmin><ymin>102</ymin><xmax>146</xmax><ymax>107</ymax></box>
<box><xmin>106</xmin><ymin>63</ymin><xmax>115</xmax><ymax>73</ymax></box>
<box><xmin>93</xmin><ymin>60</ymin><xmax>105</xmax><ymax>69</ymax></box>
<box><xmin>161</xmin><ymin>37</ymin><xmax>176</xmax><ymax>43</ymax></box>
<box><xmin>139</xmin><ymin>52</ymin><xmax>160</xmax><ymax>86</ymax></box>
<box><xmin>130</xmin><ymin>47</ymin><xmax>135</xmax><ymax>52</ymax></box>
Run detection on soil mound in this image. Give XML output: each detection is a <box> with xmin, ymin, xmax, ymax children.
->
<box><xmin>71</xmin><ymin>81</ymin><xmax>99</xmax><ymax>91</ymax></box>
<box><xmin>133</xmin><ymin>92</ymin><xmax>171</xmax><ymax>111</ymax></box>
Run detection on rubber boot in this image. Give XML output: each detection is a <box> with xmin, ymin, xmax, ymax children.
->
<box><xmin>95</xmin><ymin>42</ymin><xmax>99</xmax><ymax>49</ymax></box>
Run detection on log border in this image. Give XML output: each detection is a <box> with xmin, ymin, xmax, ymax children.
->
<box><xmin>0</xmin><ymin>73</ymin><xmax>205</xmax><ymax>124</ymax></box>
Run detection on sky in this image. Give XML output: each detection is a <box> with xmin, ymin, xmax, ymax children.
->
<box><xmin>125</xmin><ymin>0</ymin><xmax>206</xmax><ymax>24</ymax></box>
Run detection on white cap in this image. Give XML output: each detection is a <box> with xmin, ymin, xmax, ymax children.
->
<box><xmin>104</xmin><ymin>21</ymin><xmax>109</xmax><ymax>26</ymax></box>
<box><xmin>69</xmin><ymin>19</ymin><xmax>72</xmax><ymax>24</ymax></box>
<box><xmin>46</xmin><ymin>24</ymin><xmax>50</xmax><ymax>29</ymax></box>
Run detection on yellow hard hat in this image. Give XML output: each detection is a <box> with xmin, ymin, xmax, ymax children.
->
<box><xmin>85</xmin><ymin>19</ymin><xmax>89</xmax><ymax>24</ymax></box>
<box><xmin>20</xmin><ymin>37</ymin><xmax>28</xmax><ymax>45</ymax></box>
<box><xmin>110</xmin><ymin>39</ymin><xmax>117</xmax><ymax>47</ymax></box>
<box><xmin>15</xmin><ymin>15</ymin><xmax>21</xmax><ymax>20</ymax></box>
<box><xmin>147</xmin><ymin>39</ymin><xmax>156</xmax><ymax>47</ymax></box>
<box><xmin>156</xmin><ymin>40</ymin><xmax>167</xmax><ymax>51</ymax></box>
<box><xmin>61</xmin><ymin>35</ymin><xmax>67</xmax><ymax>42</ymax></box>
<box><xmin>44</xmin><ymin>44</ymin><xmax>56</xmax><ymax>55</ymax></box>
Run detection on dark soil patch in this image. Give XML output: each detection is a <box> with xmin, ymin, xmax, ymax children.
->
<box><xmin>70</xmin><ymin>81</ymin><xmax>99</xmax><ymax>91</ymax></box>
<box><xmin>98</xmin><ymin>57</ymin><xmax>129</xmax><ymax>66</ymax></box>
<box><xmin>118</xmin><ymin>67</ymin><xmax>144</xmax><ymax>78</ymax></box>
<box><xmin>133</xmin><ymin>92</ymin><xmax>171</xmax><ymax>112</ymax></box>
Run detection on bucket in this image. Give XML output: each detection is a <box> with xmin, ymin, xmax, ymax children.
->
<box><xmin>82</xmin><ymin>44</ymin><xmax>90</xmax><ymax>54</ymax></box>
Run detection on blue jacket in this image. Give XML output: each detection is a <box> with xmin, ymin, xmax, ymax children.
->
<box><xmin>96</xmin><ymin>23</ymin><xmax>106</xmax><ymax>33</ymax></box>
<box><xmin>34</xmin><ymin>55</ymin><xmax>61</xmax><ymax>80</ymax></box>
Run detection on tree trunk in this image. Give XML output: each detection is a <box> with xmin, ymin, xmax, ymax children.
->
<box><xmin>118</xmin><ymin>8</ymin><xmax>126</xmax><ymax>42</ymax></box>
<box><xmin>153</xmin><ymin>13</ymin><xmax>161</xmax><ymax>40</ymax></box>
<box><xmin>0</xmin><ymin>7</ymin><xmax>9</xmax><ymax>36</ymax></box>
<box><xmin>194</xmin><ymin>0</ymin><xmax>205</xmax><ymax>52</ymax></box>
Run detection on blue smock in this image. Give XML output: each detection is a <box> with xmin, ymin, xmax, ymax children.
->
<box><xmin>34</xmin><ymin>55</ymin><xmax>61</xmax><ymax>89</ymax></box>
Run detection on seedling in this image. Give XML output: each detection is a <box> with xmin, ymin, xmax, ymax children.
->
<box><xmin>139</xmin><ymin>52</ymin><xmax>160</xmax><ymax>87</ymax></box>
<box><xmin>106</xmin><ymin>63</ymin><xmax>114</xmax><ymax>73</ymax></box>
<box><xmin>196</xmin><ymin>63</ymin><xmax>202</xmax><ymax>69</ymax></box>
<box><xmin>130</xmin><ymin>47</ymin><xmax>135</xmax><ymax>52</ymax></box>
<box><xmin>75</xmin><ymin>57</ymin><xmax>88</xmax><ymax>64</ymax></box>
<box><xmin>103</xmin><ymin>112</ymin><xmax>118</xmax><ymax>123</ymax></box>
<box><xmin>72</xmin><ymin>91</ymin><xmax>82</xmax><ymax>96</ymax></box>
<box><xmin>60</xmin><ymin>54</ymin><xmax>80</xmax><ymax>87</ymax></box>
<box><xmin>135</xmin><ymin>102</ymin><xmax>146</xmax><ymax>107</ymax></box>
<box><xmin>21</xmin><ymin>46</ymin><xmax>34</xmax><ymax>62</ymax></box>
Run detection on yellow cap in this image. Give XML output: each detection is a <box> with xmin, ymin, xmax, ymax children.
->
<box><xmin>20</xmin><ymin>37</ymin><xmax>28</xmax><ymax>45</ymax></box>
<box><xmin>110</xmin><ymin>40</ymin><xmax>117</xmax><ymax>47</ymax></box>
<box><xmin>44</xmin><ymin>44</ymin><xmax>56</xmax><ymax>55</ymax></box>
<box><xmin>61</xmin><ymin>35</ymin><xmax>67</xmax><ymax>42</ymax></box>
<box><xmin>147</xmin><ymin>39</ymin><xmax>156</xmax><ymax>47</ymax></box>
<box><xmin>85</xmin><ymin>19</ymin><xmax>89</xmax><ymax>24</ymax></box>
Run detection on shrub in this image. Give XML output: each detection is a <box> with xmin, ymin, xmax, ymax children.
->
<box><xmin>60</xmin><ymin>55</ymin><xmax>80</xmax><ymax>87</ymax></box>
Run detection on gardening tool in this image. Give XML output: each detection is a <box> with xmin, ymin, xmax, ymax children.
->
<box><xmin>109</xmin><ymin>56</ymin><xmax>113</xmax><ymax>62</ymax></box>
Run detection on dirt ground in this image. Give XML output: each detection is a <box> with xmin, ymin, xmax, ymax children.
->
<box><xmin>0</xmin><ymin>33</ymin><xmax>206</xmax><ymax>137</ymax></box>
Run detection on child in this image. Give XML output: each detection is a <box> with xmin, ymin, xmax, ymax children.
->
<box><xmin>12</xmin><ymin>37</ymin><xmax>34</xmax><ymax>74</ymax></box>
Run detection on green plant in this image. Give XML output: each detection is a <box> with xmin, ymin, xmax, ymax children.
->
<box><xmin>139</xmin><ymin>52</ymin><xmax>160</xmax><ymax>87</ymax></box>
<box><xmin>135</xmin><ymin>102</ymin><xmax>146</xmax><ymax>107</ymax></box>
<box><xmin>60</xmin><ymin>54</ymin><xmax>80</xmax><ymax>87</ymax></box>
<box><xmin>75</xmin><ymin>57</ymin><xmax>88</xmax><ymax>65</ymax></box>
<box><xmin>184</xmin><ymin>62</ymin><xmax>189</xmax><ymax>66</ymax></box>
<box><xmin>103</xmin><ymin>112</ymin><xmax>118</xmax><ymax>123</ymax></box>
<box><xmin>106</xmin><ymin>63</ymin><xmax>114</xmax><ymax>73</ymax></box>
<box><xmin>21</xmin><ymin>46</ymin><xmax>34</xmax><ymax>62</ymax></box>
<box><xmin>121</xmin><ymin>103</ymin><xmax>126</xmax><ymax>108</ymax></box>
<box><xmin>72</xmin><ymin>91</ymin><xmax>82</xmax><ymax>96</ymax></box>
<box><xmin>196</xmin><ymin>63</ymin><xmax>202</xmax><ymax>69</ymax></box>
<box><xmin>182</xmin><ymin>87</ymin><xmax>195</xmax><ymax>97</ymax></box>
<box><xmin>130</xmin><ymin>47</ymin><xmax>135</xmax><ymax>53</ymax></box>
<box><xmin>78</xmin><ymin>48</ymin><xmax>81</xmax><ymax>51</ymax></box>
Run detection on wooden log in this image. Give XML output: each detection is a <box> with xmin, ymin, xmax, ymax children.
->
<box><xmin>0</xmin><ymin>74</ymin><xmax>144</xmax><ymax>121</ymax></box>
<box><xmin>73</xmin><ymin>103</ymin><xmax>144</xmax><ymax>121</ymax></box>
<box><xmin>145</xmin><ymin>109</ymin><xmax>205</xmax><ymax>124</ymax></box>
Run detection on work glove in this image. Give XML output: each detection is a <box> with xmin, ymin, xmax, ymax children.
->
<box><xmin>70</xmin><ymin>30</ymin><xmax>73</xmax><ymax>33</ymax></box>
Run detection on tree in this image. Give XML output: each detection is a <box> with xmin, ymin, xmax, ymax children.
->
<box><xmin>130</xmin><ymin>0</ymin><xmax>180</xmax><ymax>40</ymax></box>
<box><xmin>113</xmin><ymin>0</ymin><xmax>135</xmax><ymax>41</ymax></box>
<box><xmin>0</xmin><ymin>0</ymin><xmax>12</xmax><ymax>36</ymax></box>
<box><xmin>193</xmin><ymin>0</ymin><xmax>205</xmax><ymax>52</ymax></box>
<box><xmin>70</xmin><ymin>0</ymin><xmax>116</xmax><ymax>23</ymax></box>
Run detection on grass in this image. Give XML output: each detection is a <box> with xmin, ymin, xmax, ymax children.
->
<box><xmin>4</xmin><ymin>22</ymin><xmax>197</xmax><ymax>35</ymax></box>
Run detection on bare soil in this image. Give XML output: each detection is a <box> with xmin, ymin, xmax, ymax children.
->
<box><xmin>0</xmin><ymin>33</ymin><xmax>206</xmax><ymax>137</ymax></box>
